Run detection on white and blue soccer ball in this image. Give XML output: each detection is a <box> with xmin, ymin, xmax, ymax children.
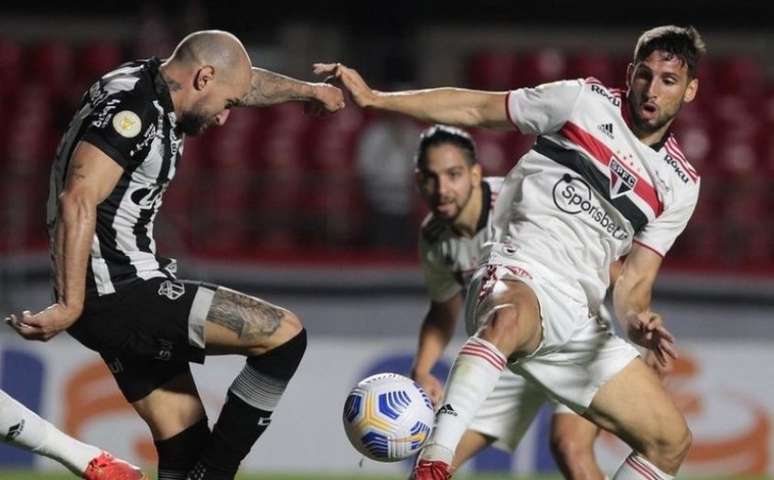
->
<box><xmin>342</xmin><ymin>372</ymin><xmax>434</xmax><ymax>462</ymax></box>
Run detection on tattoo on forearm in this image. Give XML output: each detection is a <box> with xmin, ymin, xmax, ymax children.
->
<box><xmin>206</xmin><ymin>287</ymin><xmax>285</xmax><ymax>340</ymax></box>
<box><xmin>238</xmin><ymin>68</ymin><xmax>313</xmax><ymax>107</ymax></box>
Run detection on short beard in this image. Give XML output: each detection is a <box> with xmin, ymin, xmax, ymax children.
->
<box><xmin>177</xmin><ymin>110</ymin><xmax>210</xmax><ymax>136</ymax></box>
<box><xmin>627</xmin><ymin>94</ymin><xmax>677</xmax><ymax>134</ymax></box>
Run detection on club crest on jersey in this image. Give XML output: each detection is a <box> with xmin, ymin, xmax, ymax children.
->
<box><xmin>608</xmin><ymin>157</ymin><xmax>637</xmax><ymax>199</ymax></box>
<box><xmin>112</xmin><ymin>110</ymin><xmax>142</xmax><ymax>138</ymax></box>
<box><xmin>158</xmin><ymin>280</ymin><xmax>185</xmax><ymax>300</ymax></box>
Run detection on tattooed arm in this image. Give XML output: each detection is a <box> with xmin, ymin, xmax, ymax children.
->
<box><xmin>238</xmin><ymin>67</ymin><xmax>344</xmax><ymax>112</ymax></box>
<box><xmin>6</xmin><ymin>141</ymin><xmax>122</xmax><ymax>341</ymax></box>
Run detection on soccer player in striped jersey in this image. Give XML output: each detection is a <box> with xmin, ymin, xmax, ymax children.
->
<box><xmin>319</xmin><ymin>25</ymin><xmax>704</xmax><ymax>480</ymax></box>
<box><xmin>0</xmin><ymin>388</ymin><xmax>146</xmax><ymax>479</ymax></box>
<box><xmin>6</xmin><ymin>30</ymin><xmax>343</xmax><ymax>480</ymax></box>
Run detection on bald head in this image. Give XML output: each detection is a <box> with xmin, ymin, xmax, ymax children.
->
<box><xmin>169</xmin><ymin>30</ymin><xmax>252</xmax><ymax>84</ymax></box>
<box><xmin>162</xmin><ymin>30</ymin><xmax>253</xmax><ymax>136</ymax></box>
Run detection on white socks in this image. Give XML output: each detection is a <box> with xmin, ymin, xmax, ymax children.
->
<box><xmin>614</xmin><ymin>452</ymin><xmax>675</xmax><ymax>480</ymax></box>
<box><xmin>420</xmin><ymin>337</ymin><xmax>506</xmax><ymax>464</ymax></box>
<box><xmin>0</xmin><ymin>389</ymin><xmax>101</xmax><ymax>476</ymax></box>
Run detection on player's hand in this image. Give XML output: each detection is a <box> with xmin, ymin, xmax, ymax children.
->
<box><xmin>5</xmin><ymin>304</ymin><xmax>81</xmax><ymax>342</ymax></box>
<box><xmin>313</xmin><ymin>63</ymin><xmax>377</xmax><ymax>109</ymax></box>
<box><xmin>643</xmin><ymin>348</ymin><xmax>673</xmax><ymax>380</ymax></box>
<box><xmin>626</xmin><ymin>310</ymin><xmax>677</xmax><ymax>369</ymax></box>
<box><xmin>411</xmin><ymin>371</ymin><xmax>444</xmax><ymax>406</ymax></box>
<box><xmin>307</xmin><ymin>81</ymin><xmax>345</xmax><ymax>114</ymax></box>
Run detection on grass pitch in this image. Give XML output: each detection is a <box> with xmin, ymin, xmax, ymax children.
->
<box><xmin>0</xmin><ymin>473</ymin><xmax>772</xmax><ymax>480</ymax></box>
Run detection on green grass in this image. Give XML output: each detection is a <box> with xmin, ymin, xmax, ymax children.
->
<box><xmin>0</xmin><ymin>473</ymin><xmax>771</xmax><ymax>480</ymax></box>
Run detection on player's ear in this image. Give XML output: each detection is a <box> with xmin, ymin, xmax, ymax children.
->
<box><xmin>194</xmin><ymin>65</ymin><xmax>216</xmax><ymax>91</ymax></box>
<box><xmin>625</xmin><ymin>63</ymin><xmax>634</xmax><ymax>89</ymax></box>
<box><xmin>470</xmin><ymin>163</ymin><xmax>482</xmax><ymax>185</ymax></box>
<box><xmin>683</xmin><ymin>77</ymin><xmax>698</xmax><ymax>104</ymax></box>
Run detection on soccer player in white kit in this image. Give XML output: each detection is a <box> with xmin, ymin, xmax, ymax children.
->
<box><xmin>318</xmin><ymin>25</ymin><xmax>704</xmax><ymax>479</ymax></box>
<box><xmin>412</xmin><ymin>124</ymin><xmax>613</xmax><ymax>479</ymax></box>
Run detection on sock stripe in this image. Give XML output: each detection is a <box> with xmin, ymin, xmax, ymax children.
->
<box><xmin>626</xmin><ymin>455</ymin><xmax>660</xmax><ymax>480</ymax></box>
<box><xmin>229</xmin><ymin>363</ymin><xmax>288</xmax><ymax>411</ymax></box>
<box><xmin>466</xmin><ymin>338</ymin><xmax>506</xmax><ymax>365</ymax></box>
<box><xmin>460</xmin><ymin>343</ymin><xmax>506</xmax><ymax>370</ymax></box>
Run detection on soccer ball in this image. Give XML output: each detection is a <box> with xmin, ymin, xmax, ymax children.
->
<box><xmin>342</xmin><ymin>372</ymin><xmax>435</xmax><ymax>462</ymax></box>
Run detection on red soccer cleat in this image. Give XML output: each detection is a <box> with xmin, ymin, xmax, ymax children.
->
<box><xmin>413</xmin><ymin>459</ymin><xmax>452</xmax><ymax>480</ymax></box>
<box><xmin>84</xmin><ymin>452</ymin><xmax>148</xmax><ymax>480</ymax></box>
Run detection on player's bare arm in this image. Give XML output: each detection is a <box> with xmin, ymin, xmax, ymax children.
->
<box><xmin>5</xmin><ymin>141</ymin><xmax>122</xmax><ymax>341</ymax></box>
<box><xmin>238</xmin><ymin>66</ymin><xmax>344</xmax><ymax>112</ymax></box>
<box><xmin>613</xmin><ymin>243</ymin><xmax>677</xmax><ymax>366</ymax></box>
<box><xmin>411</xmin><ymin>294</ymin><xmax>464</xmax><ymax>404</ymax></box>
<box><xmin>313</xmin><ymin>63</ymin><xmax>510</xmax><ymax>129</ymax></box>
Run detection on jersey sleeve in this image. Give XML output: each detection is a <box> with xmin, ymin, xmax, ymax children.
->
<box><xmin>634</xmin><ymin>181</ymin><xmax>700</xmax><ymax>257</ymax></box>
<box><xmin>81</xmin><ymin>91</ymin><xmax>156</xmax><ymax>169</ymax></box>
<box><xmin>506</xmin><ymin>79</ymin><xmax>584</xmax><ymax>135</ymax></box>
<box><xmin>419</xmin><ymin>237</ymin><xmax>462</xmax><ymax>303</ymax></box>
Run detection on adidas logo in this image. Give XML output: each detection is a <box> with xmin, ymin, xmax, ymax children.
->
<box><xmin>597</xmin><ymin>123</ymin><xmax>614</xmax><ymax>139</ymax></box>
<box><xmin>437</xmin><ymin>404</ymin><xmax>458</xmax><ymax>417</ymax></box>
<box><xmin>5</xmin><ymin>420</ymin><xmax>24</xmax><ymax>441</ymax></box>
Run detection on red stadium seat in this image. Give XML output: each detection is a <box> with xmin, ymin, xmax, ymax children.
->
<box><xmin>467</xmin><ymin>50</ymin><xmax>519</xmax><ymax>90</ymax></box>
<box><xmin>471</xmin><ymin>130</ymin><xmax>509</xmax><ymax>176</ymax></box>
<box><xmin>514</xmin><ymin>49</ymin><xmax>566</xmax><ymax>88</ymax></box>
<box><xmin>0</xmin><ymin>37</ymin><xmax>22</xmax><ymax>98</ymax></box>
<box><xmin>76</xmin><ymin>43</ymin><xmax>124</xmax><ymax>89</ymax></box>
<box><xmin>716</xmin><ymin>56</ymin><xmax>765</xmax><ymax>98</ymax></box>
<box><xmin>566</xmin><ymin>52</ymin><xmax>616</xmax><ymax>87</ymax></box>
<box><xmin>28</xmin><ymin>42</ymin><xmax>75</xmax><ymax>98</ymax></box>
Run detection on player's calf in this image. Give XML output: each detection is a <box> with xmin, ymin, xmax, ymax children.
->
<box><xmin>192</xmin><ymin>303</ymin><xmax>307</xmax><ymax>480</ymax></box>
<box><xmin>550</xmin><ymin>413</ymin><xmax>605</xmax><ymax>480</ymax></box>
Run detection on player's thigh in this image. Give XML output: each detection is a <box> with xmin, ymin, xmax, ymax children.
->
<box><xmin>584</xmin><ymin>357</ymin><xmax>688</xmax><ymax>453</ymax></box>
<box><xmin>466</xmin><ymin>266</ymin><xmax>542</xmax><ymax>357</ymax></box>
<box><xmin>201</xmin><ymin>285</ymin><xmax>302</xmax><ymax>355</ymax></box>
<box><xmin>131</xmin><ymin>369</ymin><xmax>206</xmax><ymax>441</ymax></box>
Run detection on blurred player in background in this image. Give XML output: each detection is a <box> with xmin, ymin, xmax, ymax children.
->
<box><xmin>0</xmin><ymin>388</ymin><xmax>145</xmax><ymax>479</ymax></box>
<box><xmin>319</xmin><ymin>24</ymin><xmax>704</xmax><ymax>480</ymax></box>
<box><xmin>412</xmin><ymin>124</ymin><xmax>613</xmax><ymax>479</ymax></box>
<box><xmin>6</xmin><ymin>30</ymin><xmax>343</xmax><ymax>480</ymax></box>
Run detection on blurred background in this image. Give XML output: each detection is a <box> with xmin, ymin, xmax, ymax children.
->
<box><xmin>0</xmin><ymin>1</ymin><xmax>772</xmax><ymax>478</ymax></box>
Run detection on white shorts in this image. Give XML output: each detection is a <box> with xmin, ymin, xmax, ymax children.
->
<box><xmin>469</xmin><ymin>369</ymin><xmax>582</xmax><ymax>451</ymax></box>
<box><xmin>465</xmin><ymin>255</ymin><xmax>639</xmax><ymax>414</ymax></box>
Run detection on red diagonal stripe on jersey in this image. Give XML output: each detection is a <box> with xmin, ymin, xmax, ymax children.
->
<box><xmin>461</xmin><ymin>343</ymin><xmax>506</xmax><ymax>370</ymax></box>
<box><xmin>560</xmin><ymin>122</ymin><xmax>663</xmax><ymax>216</ymax></box>
<box><xmin>626</xmin><ymin>456</ymin><xmax>660</xmax><ymax>480</ymax></box>
<box><xmin>666</xmin><ymin>137</ymin><xmax>698</xmax><ymax>181</ymax></box>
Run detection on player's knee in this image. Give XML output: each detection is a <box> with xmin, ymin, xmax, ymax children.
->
<box><xmin>246</xmin><ymin>328</ymin><xmax>307</xmax><ymax>382</ymax></box>
<box><xmin>644</xmin><ymin>414</ymin><xmax>692</xmax><ymax>468</ymax></box>
<box><xmin>480</xmin><ymin>305</ymin><xmax>536</xmax><ymax>356</ymax></box>
<box><xmin>550</xmin><ymin>433</ymin><xmax>594</xmax><ymax>470</ymax></box>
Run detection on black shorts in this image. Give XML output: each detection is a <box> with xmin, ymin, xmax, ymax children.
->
<box><xmin>68</xmin><ymin>278</ymin><xmax>218</xmax><ymax>403</ymax></box>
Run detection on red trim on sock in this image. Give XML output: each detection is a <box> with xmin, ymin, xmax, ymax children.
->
<box><xmin>626</xmin><ymin>455</ymin><xmax>660</xmax><ymax>480</ymax></box>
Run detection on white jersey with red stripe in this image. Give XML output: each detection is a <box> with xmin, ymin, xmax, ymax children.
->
<box><xmin>489</xmin><ymin>77</ymin><xmax>700</xmax><ymax>311</ymax></box>
<box><xmin>419</xmin><ymin>177</ymin><xmax>503</xmax><ymax>302</ymax></box>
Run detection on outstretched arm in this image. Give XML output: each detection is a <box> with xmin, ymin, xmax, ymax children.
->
<box><xmin>613</xmin><ymin>244</ymin><xmax>677</xmax><ymax>367</ymax></box>
<box><xmin>314</xmin><ymin>63</ymin><xmax>511</xmax><ymax>129</ymax></box>
<box><xmin>411</xmin><ymin>294</ymin><xmax>464</xmax><ymax>405</ymax></box>
<box><xmin>238</xmin><ymin>67</ymin><xmax>344</xmax><ymax>112</ymax></box>
<box><xmin>5</xmin><ymin>141</ymin><xmax>122</xmax><ymax>341</ymax></box>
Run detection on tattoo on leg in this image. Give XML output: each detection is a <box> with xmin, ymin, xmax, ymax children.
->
<box><xmin>206</xmin><ymin>288</ymin><xmax>284</xmax><ymax>340</ymax></box>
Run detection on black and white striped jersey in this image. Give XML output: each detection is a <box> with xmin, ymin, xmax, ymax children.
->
<box><xmin>47</xmin><ymin>57</ymin><xmax>184</xmax><ymax>297</ymax></box>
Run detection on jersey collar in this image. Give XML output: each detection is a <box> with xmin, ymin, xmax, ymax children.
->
<box><xmin>149</xmin><ymin>57</ymin><xmax>176</xmax><ymax>119</ymax></box>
